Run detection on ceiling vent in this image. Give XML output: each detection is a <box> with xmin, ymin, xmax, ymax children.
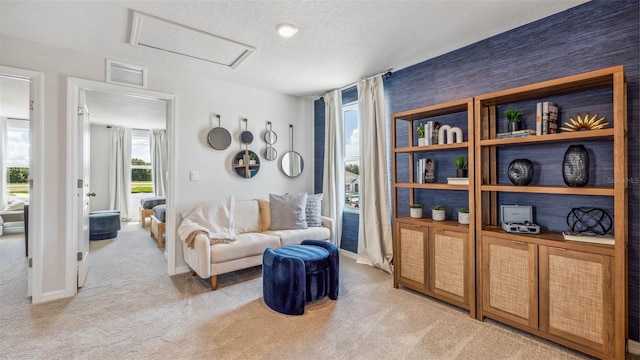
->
<box><xmin>106</xmin><ymin>60</ymin><xmax>147</xmax><ymax>88</ymax></box>
<box><xmin>129</xmin><ymin>10</ymin><xmax>255</xmax><ymax>69</ymax></box>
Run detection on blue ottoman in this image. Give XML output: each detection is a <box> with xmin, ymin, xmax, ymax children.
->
<box><xmin>89</xmin><ymin>210</ymin><xmax>121</xmax><ymax>240</ymax></box>
<box><xmin>262</xmin><ymin>240</ymin><xmax>339</xmax><ymax>315</ymax></box>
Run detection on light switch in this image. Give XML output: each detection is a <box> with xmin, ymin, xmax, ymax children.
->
<box><xmin>190</xmin><ymin>170</ymin><xmax>199</xmax><ymax>182</ymax></box>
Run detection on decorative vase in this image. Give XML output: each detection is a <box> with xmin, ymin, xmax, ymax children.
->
<box><xmin>562</xmin><ymin>144</ymin><xmax>589</xmax><ymax>187</ymax></box>
<box><xmin>456</xmin><ymin>169</ymin><xmax>467</xmax><ymax>178</ymax></box>
<box><xmin>410</xmin><ymin>208</ymin><xmax>423</xmax><ymax>218</ymax></box>
<box><xmin>508</xmin><ymin>159</ymin><xmax>534</xmax><ymax>186</ymax></box>
<box><xmin>458</xmin><ymin>212</ymin><xmax>469</xmax><ymax>225</ymax></box>
<box><xmin>418</xmin><ymin>137</ymin><xmax>426</xmax><ymax>147</ymax></box>
<box><xmin>508</xmin><ymin>121</ymin><xmax>519</xmax><ymax>132</ymax></box>
<box><xmin>432</xmin><ymin>209</ymin><xmax>445</xmax><ymax>221</ymax></box>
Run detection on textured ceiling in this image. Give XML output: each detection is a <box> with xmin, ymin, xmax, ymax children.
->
<box><xmin>1</xmin><ymin>1</ymin><xmax>588</xmax><ymax>98</ymax></box>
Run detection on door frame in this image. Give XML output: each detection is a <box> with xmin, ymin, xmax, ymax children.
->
<box><xmin>66</xmin><ymin>78</ymin><xmax>176</xmax><ymax>295</ymax></box>
<box><xmin>0</xmin><ymin>66</ymin><xmax>45</xmax><ymax>302</ymax></box>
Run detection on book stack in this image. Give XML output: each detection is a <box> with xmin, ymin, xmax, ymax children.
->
<box><xmin>562</xmin><ymin>231</ymin><xmax>615</xmax><ymax>245</ymax></box>
<box><xmin>496</xmin><ymin>129</ymin><xmax>536</xmax><ymax>139</ymax></box>
<box><xmin>447</xmin><ymin>177</ymin><xmax>469</xmax><ymax>185</ymax></box>
<box><xmin>536</xmin><ymin>101</ymin><xmax>558</xmax><ymax>135</ymax></box>
<box><xmin>416</xmin><ymin>158</ymin><xmax>435</xmax><ymax>183</ymax></box>
<box><xmin>418</xmin><ymin>121</ymin><xmax>441</xmax><ymax>146</ymax></box>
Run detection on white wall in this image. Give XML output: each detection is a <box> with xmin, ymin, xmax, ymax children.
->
<box><xmin>0</xmin><ymin>35</ymin><xmax>315</xmax><ymax>298</ymax></box>
<box><xmin>89</xmin><ymin>124</ymin><xmax>110</xmax><ymax>212</ymax></box>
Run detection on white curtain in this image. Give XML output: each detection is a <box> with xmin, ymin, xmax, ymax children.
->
<box><xmin>109</xmin><ymin>127</ymin><xmax>131</xmax><ymax>220</ymax></box>
<box><xmin>322</xmin><ymin>90</ymin><xmax>344</xmax><ymax>247</ymax></box>
<box><xmin>150</xmin><ymin>129</ymin><xmax>167</xmax><ymax>196</ymax></box>
<box><xmin>356</xmin><ymin>75</ymin><xmax>393</xmax><ymax>273</ymax></box>
<box><xmin>0</xmin><ymin>117</ymin><xmax>7</xmax><ymax>210</ymax></box>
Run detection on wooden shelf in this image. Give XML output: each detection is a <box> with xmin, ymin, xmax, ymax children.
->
<box><xmin>480</xmin><ymin>128</ymin><xmax>614</xmax><ymax>146</ymax></box>
<box><xmin>395</xmin><ymin>182</ymin><xmax>469</xmax><ymax>190</ymax></box>
<box><xmin>479</xmin><ymin>184</ymin><xmax>614</xmax><ymax>196</ymax></box>
<box><xmin>395</xmin><ymin>141</ymin><xmax>469</xmax><ymax>152</ymax></box>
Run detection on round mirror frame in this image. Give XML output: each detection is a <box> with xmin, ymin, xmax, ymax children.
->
<box><xmin>280</xmin><ymin>151</ymin><xmax>304</xmax><ymax>178</ymax></box>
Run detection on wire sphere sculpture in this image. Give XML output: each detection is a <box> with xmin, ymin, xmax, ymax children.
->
<box><xmin>566</xmin><ymin>207</ymin><xmax>612</xmax><ymax>235</ymax></box>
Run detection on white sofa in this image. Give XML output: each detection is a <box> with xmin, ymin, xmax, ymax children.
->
<box><xmin>181</xmin><ymin>197</ymin><xmax>333</xmax><ymax>290</ymax></box>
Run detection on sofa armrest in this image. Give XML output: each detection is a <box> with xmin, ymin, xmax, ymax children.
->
<box><xmin>181</xmin><ymin>233</ymin><xmax>211</xmax><ymax>278</ymax></box>
<box><xmin>321</xmin><ymin>216</ymin><xmax>335</xmax><ymax>243</ymax></box>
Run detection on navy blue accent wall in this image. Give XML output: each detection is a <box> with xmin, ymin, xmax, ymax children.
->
<box><xmin>314</xmin><ymin>0</ymin><xmax>639</xmax><ymax>339</ymax></box>
<box><xmin>341</xmin><ymin>212</ymin><xmax>359</xmax><ymax>253</ymax></box>
<box><xmin>384</xmin><ymin>0</ymin><xmax>639</xmax><ymax>340</ymax></box>
<box><xmin>314</xmin><ymin>99</ymin><xmax>325</xmax><ymax>195</ymax></box>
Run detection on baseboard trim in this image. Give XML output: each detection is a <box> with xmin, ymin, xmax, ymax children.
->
<box><xmin>174</xmin><ymin>265</ymin><xmax>191</xmax><ymax>274</ymax></box>
<box><xmin>629</xmin><ymin>339</ymin><xmax>640</xmax><ymax>355</ymax></box>
<box><xmin>339</xmin><ymin>249</ymin><xmax>357</xmax><ymax>261</ymax></box>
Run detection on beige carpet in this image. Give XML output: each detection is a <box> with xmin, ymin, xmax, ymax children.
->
<box><xmin>0</xmin><ymin>223</ymin><xmax>625</xmax><ymax>359</ymax></box>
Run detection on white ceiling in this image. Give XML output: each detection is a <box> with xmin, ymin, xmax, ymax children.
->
<box><xmin>0</xmin><ymin>0</ymin><xmax>589</xmax><ymax>99</ymax></box>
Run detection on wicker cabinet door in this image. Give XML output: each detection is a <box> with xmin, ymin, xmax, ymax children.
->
<box><xmin>481</xmin><ymin>236</ymin><xmax>538</xmax><ymax>329</ymax></box>
<box><xmin>539</xmin><ymin>246</ymin><xmax>614</xmax><ymax>356</ymax></box>
<box><xmin>395</xmin><ymin>222</ymin><xmax>428</xmax><ymax>292</ymax></box>
<box><xmin>428</xmin><ymin>228</ymin><xmax>468</xmax><ymax>307</ymax></box>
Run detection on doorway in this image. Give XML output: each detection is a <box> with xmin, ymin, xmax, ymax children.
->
<box><xmin>67</xmin><ymin>78</ymin><xmax>175</xmax><ymax>296</ymax></box>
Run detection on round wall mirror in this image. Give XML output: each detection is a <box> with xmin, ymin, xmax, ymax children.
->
<box><xmin>264</xmin><ymin>147</ymin><xmax>277</xmax><ymax>161</ymax></box>
<box><xmin>207</xmin><ymin>114</ymin><xmax>232</xmax><ymax>150</ymax></box>
<box><xmin>281</xmin><ymin>151</ymin><xmax>304</xmax><ymax>177</ymax></box>
<box><xmin>264</xmin><ymin>131</ymin><xmax>277</xmax><ymax>145</ymax></box>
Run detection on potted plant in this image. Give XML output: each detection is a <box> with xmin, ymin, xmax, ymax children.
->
<box><xmin>505</xmin><ymin>109</ymin><xmax>523</xmax><ymax>132</ymax></box>
<box><xmin>409</xmin><ymin>203</ymin><xmax>423</xmax><ymax>218</ymax></box>
<box><xmin>417</xmin><ymin>123</ymin><xmax>426</xmax><ymax>146</ymax></box>
<box><xmin>452</xmin><ymin>156</ymin><xmax>468</xmax><ymax>177</ymax></box>
<box><xmin>457</xmin><ymin>207</ymin><xmax>470</xmax><ymax>225</ymax></box>
<box><xmin>249</xmin><ymin>153</ymin><xmax>257</xmax><ymax>165</ymax></box>
<box><xmin>431</xmin><ymin>205</ymin><xmax>445</xmax><ymax>221</ymax></box>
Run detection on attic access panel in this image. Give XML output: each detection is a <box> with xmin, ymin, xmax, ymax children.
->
<box><xmin>129</xmin><ymin>10</ymin><xmax>255</xmax><ymax>69</ymax></box>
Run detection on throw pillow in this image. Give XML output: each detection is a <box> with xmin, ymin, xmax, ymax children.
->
<box><xmin>234</xmin><ymin>200</ymin><xmax>262</xmax><ymax>234</ymax></box>
<box><xmin>306</xmin><ymin>193</ymin><xmax>323</xmax><ymax>227</ymax></box>
<box><xmin>257</xmin><ymin>199</ymin><xmax>271</xmax><ymax>232</ymax></box>
<box><xmin>269</xmin><ymin>193</ymin><xmax>308</xmax><ymax>230</ymax></box>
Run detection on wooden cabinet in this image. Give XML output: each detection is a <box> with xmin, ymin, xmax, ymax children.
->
<box><xmin>475</xmin><ymin>66</ymin><xmax>627</xmax><ymax>359</ymax></box>
<box><xmin>481</xmin><ymin>235</ymin><xmax>538</xmax><ymax>329</ymax></box>
<box><xmin>394</xmin><ymin>219</ymin><xmax>472</xmax><ymax>310</ymax></box>
<box><xmin>391</xmin><ymin>98</ymin><xmax>476</xmax><ymax>317</ymax></box>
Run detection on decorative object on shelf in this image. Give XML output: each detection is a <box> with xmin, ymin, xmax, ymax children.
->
<box><xmin>457</xmin><ymin>208</ymin><xmax>469</xmax><ymax>225</ymax></box>
<box><xmin>437</xmin><ymin>125</ymin><xmax>463</xmax><ymax>144</ymax></box>
<box><xmin>424</xmin><ymin>158</ymin><xmax>435</xmax><ymax>183</ymax></box>
<box><xmin>507</xmin><ymin>159</ymin><xmax>534</xmax><ymax>186</ymax></box>
<box><xmin>453</xmin><ymin>156</ymin><xmax>468</xmax><ymax>178</ymax></box>
<box><xmin>207</xmin><ymin>114</ymin><xmax>232</xmax><ymax>150</ymax></box>
<box><xmin>562</xmin><ymin>144</ymin><xmax>589</xmax><ymax>187</ymax></box>
<box><xmin>505</xmin><ymin>109</ymin><xmax>523</xmax><ymax>133</ymax></box>
<box><xmin>263</xmin><ymin>121</ymin><xmax>278</xmax><ymax>161</ymax></box>
<box><xmin>281</xmin><ymin>124</ymin><xmax>304</xmax><ymax>177</ymax></box>
<box><xmin>560</xmin><ymin>113</ymin><xmax>609</xmax><ymax>132</ymax></box>
<box><xmin>409</xmin><ymin>204</ymin><xmax>423</xmax><ymax>218</ymax></box>
<box><xmin>417</xmin><ymin>123</ymin><xmax>426</xmax><ymax>146</ymax></box>
<box><xmin>431</xmin><ymin>122</ymin><xmax>440</xmax><ymax>145</ymax></box>
<box><xmin>431</xmin><ymin>205</ymin><xmax>445</xmax><ymax>221</ymax></box>
<box><xmin>566</xmin><ymin>207</ymin><xmax>612</xmax><ymax>235</ymax></box>
<box><xmin>240</xmin><ymin>118</ymin><xmax>254</xmax><ymax>145</ymax></box>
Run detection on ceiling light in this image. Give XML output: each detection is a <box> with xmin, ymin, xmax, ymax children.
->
<box><xmin>276</xmin><ymin>23</ymin><xmax>298</xmax><ymax>37</ymax></box>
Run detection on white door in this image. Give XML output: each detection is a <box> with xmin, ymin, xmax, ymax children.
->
<box><xmin>77</xmin><ymin>89</ymin><xmax>91</xmax><ymax>287</ymax></box>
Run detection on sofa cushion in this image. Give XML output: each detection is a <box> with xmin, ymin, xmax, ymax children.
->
<box><xmin>153</xmin><ymin>204</ymin><xmax>166</xmax><ymax>223</ymax></box>
<box><xmin>306</xmin><ymin>193</ymin><xmax>323</xmax><ymax>227</ymax></box>
<box><xmin>4</xmin><ymin>196</ymin><xmax>26</xmax><ymax>212</ymax></box>
<box><xmin>210</xmin><ymin>232</ymin><xmax>280</xmax><ymax>263</ymax></box>
<box><xmin>258</xmin><ymin>199</ymin><xmax>271</xmax><ymax>232</ymax></box>
<box><xmin>269</xmin><ymin>193</ymin><xmax>308</xmax><ymax>230</ymax></box>
<box><xmin>266</xmin><ymin>227</ymin><xmax>331</xmax><ymax>247</ymax></box>
<box><xmin>234</xmin><ymin>199</ymin><xmax>262</xmax><ymax>234</ymax></box>
<box><xmin>140</xmin><ymin>196</ymin><xmax>166</xmax><ymax>209</ymax></box>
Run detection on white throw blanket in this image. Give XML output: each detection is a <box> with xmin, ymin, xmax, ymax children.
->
<box><xmin>178</xmin><ymin>197</ymin><xmax>236</xmax><ymax>248</ymax></box>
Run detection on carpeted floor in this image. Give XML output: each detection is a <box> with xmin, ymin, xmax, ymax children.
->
<box><xmin>0</xmin><ymin>223</ymin><xmax>628</xmax><ymax>359</ymax></box>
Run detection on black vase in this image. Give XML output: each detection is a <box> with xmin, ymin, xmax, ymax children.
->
<box><xmin>563</xmin><ymin>144</ymin><xmax>589</xmax><ymax>187</ymax></box>
<box><xmin>508</xmin><ymin>159</ymin><xmax>534</xmax><ymax>186</ymax></box>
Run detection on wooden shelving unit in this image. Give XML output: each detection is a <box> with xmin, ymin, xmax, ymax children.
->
<box><xmin>474</xmin><ymin>66</ymin><xmax>627</xmax><ymax>359</ymax></box>
<box><xmin>391</xmin><ymin>98</ymin><xmax>476</xmax><ymax>318</ymax></box>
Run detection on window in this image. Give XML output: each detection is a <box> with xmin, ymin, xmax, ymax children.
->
<box><xmin>343</xmin><ymin>103</ymin><xmax>359</xmax><ymax>211</ymax></box>
<box><xmin>6</xmin><ymin>119</ymin><xmax>29</xmax><ymax>202</ymax></box>
<box><xmin>131</xmin><ymin>129</ymin><xmax>152</xmax><ymax>193</ymax></box>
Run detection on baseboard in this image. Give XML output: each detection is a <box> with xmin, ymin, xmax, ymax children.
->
<box><xmin>339</xmin><ymin>249</ymin><xmax>357</xmax><ymax>261</ymax></box>
<box><xmin>629</xmin><ymin>339</ymin><xmax>640</xmax><ymax>355</ymax></box>
<box><xmin>174</xmin><ymin>265</ymin><xmax>191</xmax><ymax>274</ymax></box>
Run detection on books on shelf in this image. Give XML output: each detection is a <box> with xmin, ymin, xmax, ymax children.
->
<box><xmin>541</xmin><ymin>101</ymin><xmax>558</xmax><ymax>134</ymax></box>
<box><xmin>562</xmin><ymin>231</ymin><xmax>615</xmax><ymax>245</ymax></box>
<box><xmin>496</xmin><ymin>129</ymin><xmax>536</xmax><ymax>139</ymax></box>
<box><xmin>447</xmin><ymin>177</ymin><xmax>469</xmax><ymax>185</ymax></box>
<box><xmin>416</xmin><ymin>158</ymin><xmax>435</xmax><ymax>183</ymax></box>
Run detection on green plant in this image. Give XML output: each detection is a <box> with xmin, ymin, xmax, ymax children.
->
<box><xmin>505</xmin><ymin>109</ymin><xmax>523</xmax><ymax>123</ymax></box>
<box><xmin>452</xmin><ymin>156</ymin><xmax>467</xmax><ymax>169</ymax></box>
<box><xmin>416</xmin><ymin>123</ymin><xmax>425</xmax><ymax>138</ymax></box>
<box><xmin>249</xmin><ymin>153</ymin><xmax>257</xmax><ymax>160</ymax></box>
<box><xmin>458</xmin><ymin>208</ymin><xmax>469</xmax><ymax>213</ymax></box>
<box><xmin>409</xmin><ymin>203</ymin><xmax>423</xmax><ymax>209</ymax></box>
<box><xmin>431</xmin><ymin>205</ymin><xmax>445</xmax><ymax>210</ymax></box>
